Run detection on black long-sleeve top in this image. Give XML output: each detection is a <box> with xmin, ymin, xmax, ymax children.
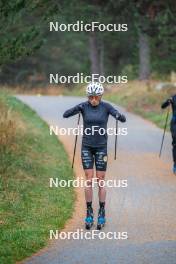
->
<box><xmin>63</xmin><ymin>100</ymin><xmax>126</xmax><ymax>147</ymax></box>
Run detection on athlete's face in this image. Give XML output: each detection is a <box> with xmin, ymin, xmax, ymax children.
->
<box><xmin>88</xmin><ymin>95</ymin><xmax>102</xmax><ymax>106</ymax></box>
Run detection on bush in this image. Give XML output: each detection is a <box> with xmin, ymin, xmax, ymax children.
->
<box><xmin>0</xmin><ymin>101</ymin><xmax>17</xmax><ymax>177</ymax></box>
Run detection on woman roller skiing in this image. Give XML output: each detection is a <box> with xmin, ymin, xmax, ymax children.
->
<box><xmin>63</xmin><ymin>82</ymin><xmax>126</xmax><ymax>229</ymax></box>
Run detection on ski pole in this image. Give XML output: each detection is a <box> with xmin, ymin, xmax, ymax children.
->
<box><xmin>159</xmin><ymin>107</ymin><xmax>170</xmax><ymax>158</ymax></box>
<box><xmin>72</xmin><ymin>112</ymin><xmax>81</xmax><ymax>168</ymax></box>
<box><xmin>114</xmin><ymin>118</ymin><xmax>118</xmax><ymax>160</ymax></box>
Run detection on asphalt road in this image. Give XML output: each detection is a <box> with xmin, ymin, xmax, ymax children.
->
<box><xmin>16</xmin><ymin>95</ymin><xmax>176</xmax><ymax>264</ymax></box>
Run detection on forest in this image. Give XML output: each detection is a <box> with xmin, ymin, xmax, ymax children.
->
<box><xmin>0</xmin><ymin>0</ymin><xmax>175</xmax><ymax>88</ymax></box>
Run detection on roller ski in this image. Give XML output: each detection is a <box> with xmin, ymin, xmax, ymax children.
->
<box><xmin>85</xmin><ymin>207</ymin><xmax>94</xmax><ymax>230</ymax></box>
<box><xmin>173</xmin><ymin>164</ymin><xmax>176</xmax><ymax>175</ymax></box>
<box><xmin>97</xmin><ymin>207</ymin><xmax>106</xmax><ymax>230</ymax></box>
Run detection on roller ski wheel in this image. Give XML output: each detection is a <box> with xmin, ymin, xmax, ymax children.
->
<box><xmin>97</xmin><ymin>208</ymin><xmax>106</xmax><ymax>230</ymax></box>
<box><xmin>85</xmin><ymin>207</ymin><xmax>94</xmax><ymax>230</ymax></box>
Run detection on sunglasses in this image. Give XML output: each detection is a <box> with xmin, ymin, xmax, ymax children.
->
<box><xmin>88</xmin><ymin>95</ymin><xmax>101</xmax><ymax>100</ymax></box>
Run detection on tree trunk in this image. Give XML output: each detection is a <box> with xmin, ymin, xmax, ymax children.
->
<box><xmin>89</xmin><ymin>31</ymin><xmax>100</xmax><ymax>76</ymax></box>
<box><xmin>99</xmin><ymin>37</ymin><xmax>105</xmax><ymax>76</ymax></box>
<box><xmin>139</xmin><ymin>31</ymin><xmax>150</xmax><ymax>80</ymax></box>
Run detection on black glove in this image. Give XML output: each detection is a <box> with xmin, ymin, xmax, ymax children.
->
<box><xmin>116</xmin><ymin>113</ymin><xmax>126</xmax><ymax>123</ymax></box>
<box><xmin>161</xmin><ymin>98</ymin><xmax>172</xmax><ymax>109</ymax></box>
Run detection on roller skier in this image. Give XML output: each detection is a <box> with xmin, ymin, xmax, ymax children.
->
<box><xmin>63</xmin><ymin>82</ymin><xmax>126</xmax><ymax>229</ymax></box>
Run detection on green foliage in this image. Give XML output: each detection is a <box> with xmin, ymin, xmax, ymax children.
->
<box><xmin>0</xmin><ymin>0</ymin><xmax>61</xmax><ymax>65</ymax></box>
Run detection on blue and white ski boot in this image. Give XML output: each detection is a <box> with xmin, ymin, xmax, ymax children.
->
<box><xmin>97</xmin><ymin>207</ymin><xmax>106</xmax><ymax>230</ymax></box>
<box><xmin>173</xmin><ymin>164</ymin><xmax>176</xmax><ymax>175</ymax></box>
<box><xmin>85</xmin><ymin>207</ymin><xmax>94</xmax><ymax>230</ymax></box>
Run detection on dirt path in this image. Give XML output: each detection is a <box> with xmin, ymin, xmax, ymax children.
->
<box><xmin>16</xmin><ymin>95</ymin><xmax>176</xmax><ymax>264</ymax></box>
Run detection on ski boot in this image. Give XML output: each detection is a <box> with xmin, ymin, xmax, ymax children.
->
<box><xmin>173</xmin><ymin>164</ymin><xmax>176</xmax><ymax>175</ymax></box>
<box><xmin>85</xmin><ymin>207</ymin><xmax>94</xmax><ymax>230</ymax></box>
<box><xmin>97</xmin><ymin>207</ymin><xmax>106</xmax><ymax>230</ymax></box>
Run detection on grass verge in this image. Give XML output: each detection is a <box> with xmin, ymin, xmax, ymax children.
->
<box><xmin>0</xmin><ymin>89</ymin><xmax>75</xmax><ymax>264</ymax></box>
